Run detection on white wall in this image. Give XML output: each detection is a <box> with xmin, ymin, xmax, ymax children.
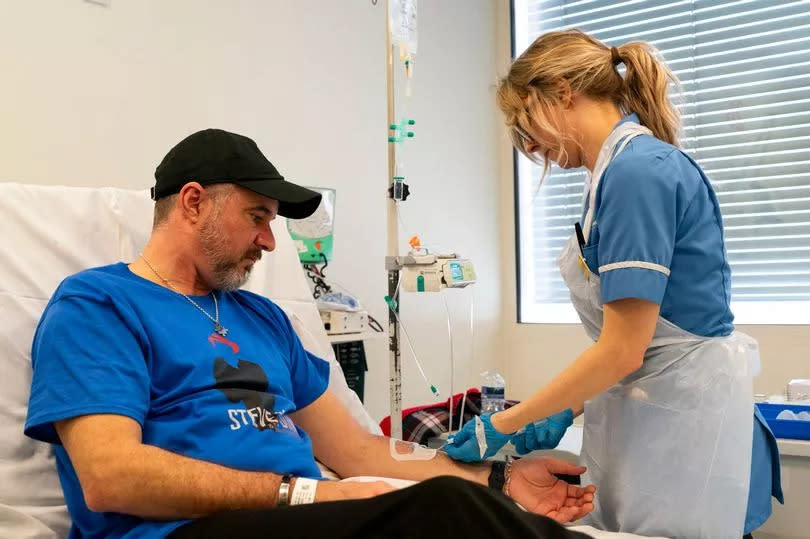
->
<box><xmin>492</xmin><ymin>1</ymin><xmax>810</xmax><ymax>403</ymax></box>
<box><xmin>0</xmin><ymin>0</ymin><xmax>504</xmax><ymax>423</ymax></box>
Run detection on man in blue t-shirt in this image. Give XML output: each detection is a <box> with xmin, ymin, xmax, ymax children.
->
<box><xmin>25</xmin><ymin>129</ymin><xmax>596</xmax><ymax>539</ymax></box>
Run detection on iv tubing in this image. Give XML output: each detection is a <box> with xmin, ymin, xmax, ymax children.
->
<box><xmin>441</xmin><ymin>293</ymin><xmax>454</xmax><ymax>432</ymax></box>
<box><xmin>458</xmin><ymin>287</ymin><xmax>474</xmax><ymax>431</ymax></box>
<box><xmin>386</xmin><ymin>295</ymin><xmax>439</xmax><ymax>397</ymax></box>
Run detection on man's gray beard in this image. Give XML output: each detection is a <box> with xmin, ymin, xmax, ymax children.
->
<box><xmin>199</xmin><ymin>218</ymin><xmax>253</xmax><ymax>292</ymax></box>
<box><xmin>211</xmin><ymin>259</ymin><xmax>252</xmax><ymax>292</ymax></box>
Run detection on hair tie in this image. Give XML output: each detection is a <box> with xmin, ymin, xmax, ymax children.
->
<box><xmin>610</xmin><ymin>46</ymin><xmax>622</xmax><ymax>66</ymax></box>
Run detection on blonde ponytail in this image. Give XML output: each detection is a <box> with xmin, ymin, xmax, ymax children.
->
<box><xmin>498</xmin><ymin>29</ymin><xmax>682</xmax><ymax>161</ymax></box>
<box><xmin>616</xmin><ymin>41</ymin><xmax>681</xmax><ymax>146</ymax></box>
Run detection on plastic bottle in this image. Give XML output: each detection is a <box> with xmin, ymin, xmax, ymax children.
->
<box><xmin>481</xmin><ymin>370</ymin><xmax>506</xmax><ymax>413</ymax></box>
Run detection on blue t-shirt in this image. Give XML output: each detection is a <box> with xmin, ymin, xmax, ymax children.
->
<box><xmin>25</xmin><ymin>263</ymin><xmax>330</xmax><ymax>539</ymax></box>
<box><xmin>583</xmin><ymin>114</ymin><xmax>734</xmax><ymax>337</ymax></box>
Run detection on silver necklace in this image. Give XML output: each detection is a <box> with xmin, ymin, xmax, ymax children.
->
<box><xmin>140</xmin><ymin>255</ymin><xmax>229</xmax><ymax>337</ymax></box>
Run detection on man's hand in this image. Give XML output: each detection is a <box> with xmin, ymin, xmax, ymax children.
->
<box><xmin>508</xmin><ymin>458</ymin><xmax>595</xmax><ymax>523</ymax></box>
<box><xmin>313</xmin><ymin>480</ymin><xmax>396</xmax><ymax>503</ymax></box>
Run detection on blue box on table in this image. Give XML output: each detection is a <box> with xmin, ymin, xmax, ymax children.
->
<box><xmin>756</xmin><ymin>403</ymin><xmax>810</xmax><ymax>440</ymax></box>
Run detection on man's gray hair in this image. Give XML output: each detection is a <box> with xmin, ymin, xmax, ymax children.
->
<box><xmin>152</xmin><ymin>183</ymin><xmax>235</xmax><ymax>229</ymax></box>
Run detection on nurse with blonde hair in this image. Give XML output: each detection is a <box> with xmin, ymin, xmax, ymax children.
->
<box><xmin>446</xmin><ymin>29</ymin><xmax>782</xmax><ymax>539</ymax></box>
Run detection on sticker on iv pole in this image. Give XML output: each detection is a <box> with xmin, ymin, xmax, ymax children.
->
<box><xmin>389</xmin><ymin>438</ymin><xmax>438</xmax><ymax>461</ymax></box>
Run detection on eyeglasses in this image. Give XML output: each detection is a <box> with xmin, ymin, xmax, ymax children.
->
<box><xmin>512</xmin><ymin>124</ymin><xmax>548</xmax><ymax>162</ymax></box>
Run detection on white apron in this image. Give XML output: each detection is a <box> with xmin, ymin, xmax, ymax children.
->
<box><xmin>559</xmin><ymin>122</ymin><xmax>756</xmax><ymax>538</ymax></box>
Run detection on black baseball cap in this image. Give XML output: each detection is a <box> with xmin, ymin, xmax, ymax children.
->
<box><xmin>152</xmin><ymin>128</ymin><xmax>322</xmax><ymax>219</ymax></box>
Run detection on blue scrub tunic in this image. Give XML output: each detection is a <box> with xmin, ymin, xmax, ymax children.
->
<box><xmin>583</xmin><ymin>114</ymin><xmax>784</xmax><ymax>533</ymax></box>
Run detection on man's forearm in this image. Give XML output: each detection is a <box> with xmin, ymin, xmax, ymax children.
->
<box><xmin>88</xmin><ymin>442</ymin><xmax>282</xmax><ymax>519</ymax></box>
<box><xmin>294</xmin><ymin>391</ymin><xmax>493</xmax><ymax>486</ymax></box>
<box><xmin>324</xmin><ymin>433</ymin><xmax>491</xmax><ymax>486</ymax></box>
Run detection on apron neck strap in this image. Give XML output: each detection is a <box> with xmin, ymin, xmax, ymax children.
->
<box><xmin>582</xmin><ymin>122</ymin><xmax>653</xmax><ymax>243</ymax></box>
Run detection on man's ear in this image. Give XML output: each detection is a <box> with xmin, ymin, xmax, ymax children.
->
<box><xmin>177</xmin><ymin>182</ymin><xmax>207</xmax><ymax>224</ymax></box>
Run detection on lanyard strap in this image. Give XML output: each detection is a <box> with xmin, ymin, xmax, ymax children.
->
<box><xmin>582</xmin><ymin>122</ymin><xmax>652</xmax><ymax>244</ymax></box>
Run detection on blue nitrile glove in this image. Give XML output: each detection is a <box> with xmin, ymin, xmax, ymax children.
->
<box><xmin>444</xmin><ymin>413</ymin><xmax>512</xmax><ymax>462</ymax></box>
<box><xmin>511</xmin><ymin>409</ymin><xmax>574</xmax><ymax>454</ymax></box>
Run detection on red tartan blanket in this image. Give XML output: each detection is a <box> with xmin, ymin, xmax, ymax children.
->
<box><xmin>379</xmin><ymin>389</ymin><xmax>517</xmax><ymax>445</ymax></box>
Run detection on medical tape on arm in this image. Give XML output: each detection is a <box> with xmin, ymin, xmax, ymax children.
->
<box><xmin>389</xmin><ymin>438</ymin><xmax>438</xmax><ymax>461</ymax></box>
<box><xmin>290</xmin><ymin>478</ymin><xmax>318</xmax><ymax>505</ymax></box>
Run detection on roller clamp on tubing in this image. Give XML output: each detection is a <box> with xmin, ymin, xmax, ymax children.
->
<box><xmin>389</xmin><ymin>176</ymin><xmax>410</xmax><ymax>201</ymax></box>
<box><xmin>277</xmin><ymin>476</ymin><xmax>318</xmax><ymax>506</ymax></box>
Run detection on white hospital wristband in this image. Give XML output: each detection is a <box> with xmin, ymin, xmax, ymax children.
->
<box><xmin>290</xmin><ymin>477</ymin><xmax>318</xmax><ymax>505</ymax></box>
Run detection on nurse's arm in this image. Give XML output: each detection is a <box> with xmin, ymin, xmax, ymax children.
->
<box><xmin>491</xmin><ymin>298</ymin><xmax>659</xmax><ymax>434</ymax></box>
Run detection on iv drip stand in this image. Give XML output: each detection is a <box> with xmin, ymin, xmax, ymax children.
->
<box><xmin>385</xmin><ymin>0</ymin><xmax>404</xmax><ymax>440</ymax></box>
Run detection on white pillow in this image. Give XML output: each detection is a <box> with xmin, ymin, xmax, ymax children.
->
<box><xmin>0</xmin><ymin>184</ymin><xmax>129</xmax><ymax>538</ymax></box>
<box><xmin>0</xmin><ymin>182</ymin><xmax>377</xmax><ymax>537</ymax></box>
<box><xmin>275</xmin><ymin>299</ymin><xmax>381</xmax><ymax>435</ymax></box>
<box><xmin>0</xmin><ymin>294</ymin><xmax>69</xmax><ymax>539</ymax></box>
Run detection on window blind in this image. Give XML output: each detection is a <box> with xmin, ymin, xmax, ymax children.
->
<box><xmin>513</xmin><ymin>0</ymin><xmax>810</xmax><ymax>324</ymax></box>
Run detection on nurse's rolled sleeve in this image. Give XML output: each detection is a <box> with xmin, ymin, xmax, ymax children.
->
<box><xmin>596</xmin><ymin>148</ymin><xmax>680</xmax><ymax>305</ymax></box>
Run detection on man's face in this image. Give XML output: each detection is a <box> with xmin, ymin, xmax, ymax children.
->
<box><xmin>198</xmin><ymin>186</ymin><xmax>279</xmax><ymax>291</ymax></box>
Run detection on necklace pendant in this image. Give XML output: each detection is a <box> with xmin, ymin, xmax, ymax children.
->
<box><xmin>215</xmin><ymin>324</ymin><xmax>229</xmax><ymax>337</ymax></box>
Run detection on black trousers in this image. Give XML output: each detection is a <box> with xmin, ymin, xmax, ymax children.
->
<box><xmin>170</xmin><ymin>476</ymin><xmax>592</xmax><ymax>539</ymax></box>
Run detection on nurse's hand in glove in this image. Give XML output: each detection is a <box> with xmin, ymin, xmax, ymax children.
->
<box><xmin>511</xmin><ymin>409</ymin><xmax>574</xmax><ymax>454</ymax></box>
<box><xmin>444</xmin><ymin>413</ymin><xmax>512</xmax><ymax>462</ymax></box>
<box><xmin>509</xmin><ymin>458</ymin><xmax>595</xmax><ymax>523</ymax></box>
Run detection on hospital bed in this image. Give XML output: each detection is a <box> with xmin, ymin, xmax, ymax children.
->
<box><xmin>0</xmin><ymin>183</ymin><xmax>665</xmax><ymax>539</ymax></box>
